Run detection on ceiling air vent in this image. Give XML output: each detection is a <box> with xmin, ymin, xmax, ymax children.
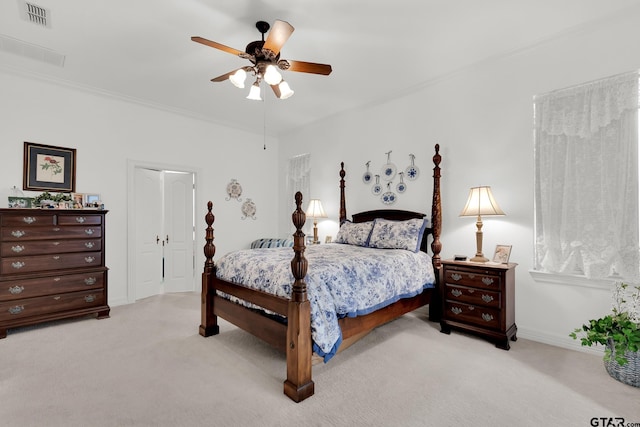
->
<box><xmin>18</xmin><ymin>0</ymin><xmax>52</xmax><ymax>29</ymax></box>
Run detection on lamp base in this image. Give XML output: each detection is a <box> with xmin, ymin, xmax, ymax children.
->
<box><xmin>470</xmin><ymin>255</ymin><xmax>489</xmax><ymax>263</ymax></box>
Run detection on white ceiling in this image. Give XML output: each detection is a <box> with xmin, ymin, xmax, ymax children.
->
<box><xmin>2</xmin><ymin>0</ymin><xmax>639</xmax><ymax>136</ymax></box>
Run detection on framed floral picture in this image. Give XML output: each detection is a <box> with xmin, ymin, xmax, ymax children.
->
<box><xmin>493</xmin><ymin>245</ymin><xmax>512</xmax><ymax>264</ymax></box>
<box><xmin>23</xmin><ymin>142</ymin><xmax>76</xmax><ymax>192</ymax></box>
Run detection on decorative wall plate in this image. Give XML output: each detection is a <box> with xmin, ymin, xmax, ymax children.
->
<box><xmin>362</xmin><ymin>161</ymin><xmax>372</xmax><ymax>184</ymax></box>
<box><xmin>405</xmin><ymin>154</ymin><xmax>419</xmax><ymax>181</ymax></box>
<box><xmin>372</xmin><ymin>175</ymin><xmax>382</xmax><ymax>195</ymax></box>
<box><xmin>226</xmin><ymin>179</ymin><xmax>243</xmax><ymax>201</ymax></box>
<box><xmin>381</xmin><ymin>191</ymin><xmax>397</xmax><ymax>205</ymax></box>
<box><xmin>241</xmin><ymin>198</ymin><xmax>256</xmax><ymax>220</ymax></box>
<box><xmin>381</xmin><ymin>151</ymin><xmax>397</xmax><ymax>181</ymax></box>
<box><xmin>396</xmin><ymin>172</ymin><xmax>407</xmax><ymax>193</ymax></box>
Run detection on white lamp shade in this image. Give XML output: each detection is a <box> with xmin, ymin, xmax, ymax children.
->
<box><xmin>246</xmin><ymin>83</ymin><xmax>262</xmax><ymax>101</ymax></box>
<box><xmin>229</xmin><ymin>69</ymin><xmax>247</xmax><ymax>88</ymax></box>
<box><xmin>263</xmin><ymin>65</ymin><xmax>283</xmax><ymax>85</ymax></box>
<box><xmin>460</xmin><ymin>186</ymin><xmax>505</xmax><ymax>217</ymax></box>
<box><xmin>278</xmin><ymin>81</ymin><xmax>294</xmax><ymax>99</ymax></box>
<box><xmin>306</xmin><ymin>199</ymin><xmax>327</xmax><ymax>218</ymax></box>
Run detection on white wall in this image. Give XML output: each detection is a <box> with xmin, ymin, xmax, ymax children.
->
<box><xmin>278</xmin><ymin>9</ymin><xmax>640</xmax><ymax>353</ymax></box>
<box><xmin>0</xmin><ymin>71</ymin><xmax>279</xmax><ymax>306</ymax></box>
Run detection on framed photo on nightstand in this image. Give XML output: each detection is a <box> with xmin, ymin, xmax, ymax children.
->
<box><xmin>493</xmin><ymin>245</ymin><xmax>512</xmax><ymax>264</ymax></box>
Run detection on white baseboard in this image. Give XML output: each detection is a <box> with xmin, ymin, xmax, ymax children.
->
<box><xmin>517</xmin><ymin>327</ymin><xmax>604</xmax><ymax>357</ymax></box>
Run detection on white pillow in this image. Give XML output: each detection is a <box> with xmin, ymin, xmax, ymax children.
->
<box><xmin>367</xmin><ymin>218</ymin><xmax>429</xmax><ymax>252</ymax></box>
<box><xmin>335</xmin><ymin>221</ymin><xmax>374</xmax><ymax>247</ymax></box>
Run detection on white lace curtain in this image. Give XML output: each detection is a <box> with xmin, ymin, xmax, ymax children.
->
<box><xmin>286</xmin><ymin>153</ymin><xmax>311</xmax><ymax>231</ymax></box>
<box><xmin>534</xmin><ymin>70</ymin><xmax>639</xmax><ymax>280</ymax></box>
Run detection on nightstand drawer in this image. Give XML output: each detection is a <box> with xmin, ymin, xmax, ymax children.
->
<box><xmin>445</xmin><ymin>284</ymin><xmax>501</xmax><ymax>309</ymax></box>
<box><xmin>445</xmin><ymin>301</ymin><xmax>500</xmax><ymax>329</ymax></box>
<box><xmin>444</xmin><ymin>269</ymin><xmax>501</xmax><ymax>290</ymax></box>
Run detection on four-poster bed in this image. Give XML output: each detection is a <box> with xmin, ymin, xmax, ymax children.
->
<box><xmin>200</xmin><ymin>144</ymin><xmax>442</xmax><ymax>402</ymax></box>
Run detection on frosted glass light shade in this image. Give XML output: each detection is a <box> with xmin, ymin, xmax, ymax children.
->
<box><xmin>229</xmin><ymin>69</ymin><xmax>247</xmax><ymax>88</ymax></box>
<box><xmin>263</xmin><ymin>65</ymin><xmax>282</xmax><ymax>85</ymax></box>
<box><xmin>278</xmin><ymin>81</ymin><xmax>294</xmax><ymax>99</ymax></box>
<box><xmin>246</xmin><ymin>83</ymin><xmax>262</xmax><ymax>101</ymax></box>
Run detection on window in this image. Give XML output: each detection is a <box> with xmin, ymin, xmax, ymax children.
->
<box><xmin>533</xmin><ymin>71</ymin><xmax>640</xmax><ymax>283</ymax></box>
<box><xmin>286</xmin><ymin>153</ymin><xmax>310</xmax><ymax>231</ymax></box>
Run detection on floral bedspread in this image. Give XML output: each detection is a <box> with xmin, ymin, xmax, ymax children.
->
<box><xmin>215</xmin><ymin>243</ymin><xmax>435</xmax><ymax>362</ymax></box>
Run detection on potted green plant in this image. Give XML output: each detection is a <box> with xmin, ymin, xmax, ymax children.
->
<box><xmin>570</xmin><ymin>282</ymin><xmax>640</xmax><ymax>387</ymax></box>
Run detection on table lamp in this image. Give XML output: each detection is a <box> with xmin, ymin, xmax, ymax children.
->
<box><xmin>460</xmin><ymin>186</ymin><xmax>505</xmax><ymax>262</ymax></box>
<box><xmin>306</xmin><ymin>199</ymin><xmax>327</xmax><ymax>244</ymax></box>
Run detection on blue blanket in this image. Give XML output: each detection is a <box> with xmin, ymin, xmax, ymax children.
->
<box><xmin>216</xmin><ymin>243</ymin><xmax>435</xmax><ymax>362</ymax></box>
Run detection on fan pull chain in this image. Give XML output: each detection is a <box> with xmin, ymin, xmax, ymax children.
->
<box><xmin>263</xmin><ymin>92</ymin><xmax>267</xmax><ymax>150</ymax></box>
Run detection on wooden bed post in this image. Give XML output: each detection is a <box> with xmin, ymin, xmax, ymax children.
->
<box><xmin>284</xmin><ymin>192</ymin><xmax>315</xmax><ymax>402</ymax></box>
<box><xmin>430</xmin><ymin>144</ymin><xmax>443</xmax><ymax>322</ymax></box>
<box><xmin>199</xmin><ymin>201</ymin><xmax>219</xmax><ymax>337</ymax></box>
<box><xmin>339</xmin><ymin>162</ymin><xmax>347</xmax><ymax>224</ymax></box>
<box><xmin>431</xmin><ymin>144</ymin><xmax>442</xmax><ymax>269</ymax></box>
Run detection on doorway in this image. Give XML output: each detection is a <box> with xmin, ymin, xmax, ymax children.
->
<box><xmin>127</xmin><ymin>161</ymin><xmax>196</xmax><ymax>302</ymax></box>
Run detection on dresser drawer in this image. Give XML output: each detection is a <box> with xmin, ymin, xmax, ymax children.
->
<box><xmin>1</xmin><ymin>239</ymin><xmax>102</xmax><ymax>257</ymax></box>
<box><xmin>445</xmin><ymin>284</ymin><xmax>501</xmax><ymax>309</ymax></box>
<box><xmin>1</xmin><ymin>226</ymin><xmax>102</xmax><ymax>241</ymax></box>
<box><xmin>445</xmin><ymin>301</ymin><xmax>500</xmax><ymax>329</ymax></box>
<box><xmin>57</xmin><ymin>215</ymin><xmax>102</xmax><ymax>225</ymax></box>
<box><xmin>0</xmin><ymin>270</ymin><xmax>105</xmax><ymax>301</ymax></box>
<box><xmin>1</xmin><ymin>214</ymin><xmax>55</xmax><ymax>226</ymax></box>
<box><xmin>1</xmin><ymin>252</ymin><xmax>102</xmax><ymax>274</ymax></box>
<box><xmin>444</xmin><ymin>268</ymin><xmax>501</xmax><ymax>290</ymax></box>
<box><xmin>0</xmin><ymin>289</ymin><xmax>105</xmax><ymax>321</ymax></box>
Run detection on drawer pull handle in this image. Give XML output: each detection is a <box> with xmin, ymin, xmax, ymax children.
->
<box><xmin>22</xmin><ymin>216</ymin><xmax>36</xmax><ymax>224</ymax></box>
<box><xmin>482</xmin><ymin>294</ymin><xmax>494</xmax><ymax>303</ymax></box>
<box><xmin>482</xmin><ymin>313</ymin><xmax>494</xmax><ymax>322</ymax></box>
<box><xmin>84</xmin><ymin>277</ymin><xmax>97</xmax><ymax>285</ymax></box>
<box><xmin>9</xmin><ymin>285</ymin><xmax>25</xmax><ymax>294</ymax></box>
<box><xmin>8</xmin><ymin>305</ymin><xmax>24</xmax><ymax>315</ymax></box>
<box><xmin>53</xmin><ymin>256</ymin><xmax>60</xmax><ymax>260</ymax></box>
<box><xmin>85</xmin><ymin>242</ymin><xmax>95</xmax><ymax>248</ymax></box>
<box><xmin>84</xmin><ymin>295</ymin><xmax>96</xmax><ymax>303</ymax></box>
<box><xmin>53</xmin><ymin>296</ymin><xmax>61</xmax><ymax>300</ymax></box>
<box><xmin>11</xmin><ymin>230</ymin><xmax>25</xmax><ymax>238</ymax></box>
<box><xmin>451</xmin><ymin>289</ymin><xmax>462</xmax><ymax>297</ymax></box>
<box><xmin>53</xmin><ymin>227</ymin><xmax>61</xmax><ymax>232</ymax></box>
<box><xmin>11</xmin><ymin>245</ymin><xmax>25</xmax><ymax>253</ymax></box>
<box><xmin>85</xmin><ymin>256</ymin><xmax>95</xmax><ymax>263</ymax></box>
<box><xmin>451</xmin><ymin>273</ymin><xmax>462</xmax><ymax>281</ymax></box>
<box><xmin>53</xmin><ymin>277</ymin><xmax>61</xmax><ymax>282</ymax></box>
<box><xmin>482</xmin><ymin>277</ymin><xmax>495</xmax><ymax>286</ymax></box>
<box><xmin>85</xmin><ymin>229</ymin><xmax>94</xmax><ymax>235</ymax></box>
<box><xmin>52</xmin><ymin>242</ymin><xmax>60</xmax><ymax>246</ymax></box>
<box><xmin>75</xmin><ymin>217</ymin><xmax>86</xmax><ymax>223</ymax></box>
<box><xmin>450</xmin><ymin>307</ymin><xmax>463</xmax><ymax>315</ymax></box>
<box><xmin>11</xmin><ymin>261</ymin><xmax>25</xmax><ymax>269</ymax></box>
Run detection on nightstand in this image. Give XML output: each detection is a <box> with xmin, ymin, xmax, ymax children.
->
<box><xmin>440</xmin><ymin>259</ymin><xmax>517</xmax><ymax>350</ymax></box>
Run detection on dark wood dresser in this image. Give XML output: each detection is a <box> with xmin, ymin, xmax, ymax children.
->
<box><xmin>440</xmin><ymin>260</ymin><xmax>517</xmax><ymax>349</ymax></box>
<box><xmin>0</xmin><ymin>208</ymin><xmax>109</xmax><ymax>338</ymax></box>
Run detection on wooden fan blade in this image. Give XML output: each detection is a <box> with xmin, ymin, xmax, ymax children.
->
<box><xmin>270</xmin><ymin>84</ymin><xmax>282</xmax><ymax>99</ymax></box>
<box><xmin>284</xmin><ymin>60</ymin><xmax>332</xmax><ymax>75</ymax></box>
<box><xmin>210</xmin><ymin>70</ymin><xmax>238</xmax><ymax>82</ymax></box>
<box><xmin>263</xmin><ymin>20</ymin><xmax>294</xmax><ymax>56</ymax></box>
<box><xmin>191</xmin><ymin>36</ymin><xmax>244</xmax><ymax>57</ymax></box>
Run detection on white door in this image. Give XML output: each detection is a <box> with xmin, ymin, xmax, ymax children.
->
<box><xmin>132</xmin><ymin>167</ymin><xmax>195</xmax><ymax>301</ymax></box>
<box><xmin>163</xmin><ymin>171</ymin><xmax>195</xmax><ymax>293</ymax></box>
<box><xmin>134</xmin><ymin>168</ymin><xmax>163</xmax><ymax>300</ymax></box>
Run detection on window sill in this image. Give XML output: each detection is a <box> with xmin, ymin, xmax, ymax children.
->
<box><xmin>529</xmin><ymin>270</ymin><xmax>617</xmax><ymax>290</ymax></box>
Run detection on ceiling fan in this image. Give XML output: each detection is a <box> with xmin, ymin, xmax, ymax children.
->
<box><xmin>191</xmin><ymin>20</ymin><xmax>332</xmax><ymax>100</ymax></box>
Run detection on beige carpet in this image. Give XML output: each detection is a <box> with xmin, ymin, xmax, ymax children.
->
<box><xmin>1</xmin><ymin>292</ymin><xmax>639</xmax><ymax>427</ymax></box>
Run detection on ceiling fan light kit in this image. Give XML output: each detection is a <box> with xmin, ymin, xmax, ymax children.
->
<box><xmin>192</xmin><ymin>19</ymin><xmax>332</xmax><ymax>101</ymax></box>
